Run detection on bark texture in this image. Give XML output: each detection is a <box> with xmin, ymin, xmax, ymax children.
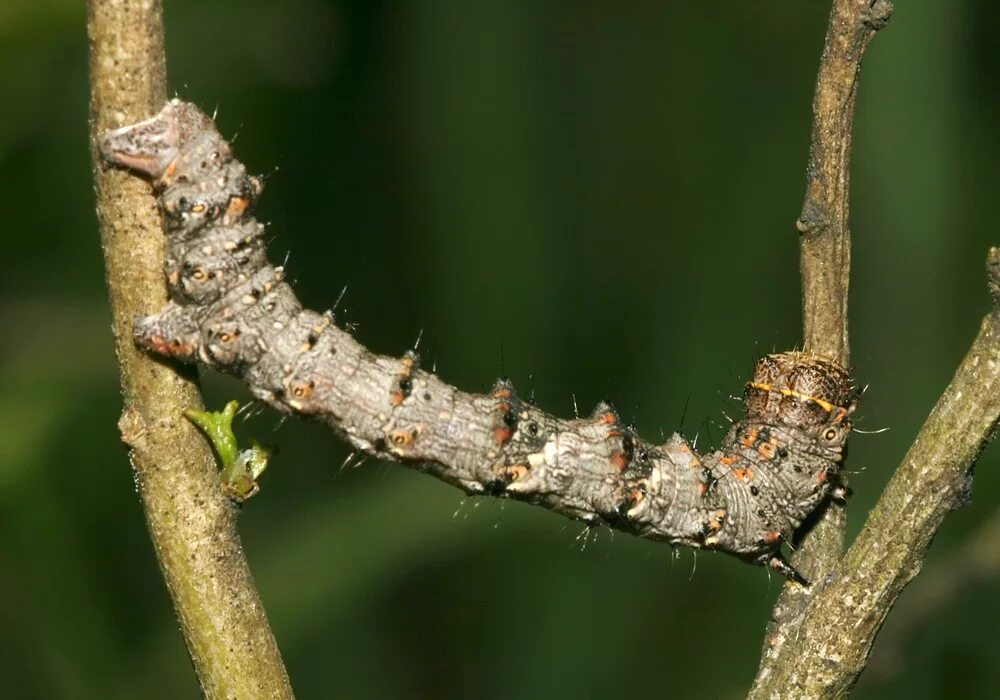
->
<box><xmin>761</xmin><ymin>0</ymin><xmax>895</xmax><ymax>668</ymax></box>
<box><xmin>87</xmin><ymin>1</ymin><xmax>293</xmax><ymax>697</ymax></box>
<box><xmin>750</xmin><ymin>249</ymin><xmax>1000</xmax><ymax>697</ymax></box>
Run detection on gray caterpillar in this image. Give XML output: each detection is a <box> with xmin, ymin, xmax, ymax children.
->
<box><xmin>101</xmin><ymin>100</ymin><xmax>857</xmax><ymax>583</ymax></box>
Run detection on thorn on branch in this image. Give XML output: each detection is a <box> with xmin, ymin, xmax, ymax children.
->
<box><xmin>796</xmin><ymin>198</ymin><xmax>829</xmax><ymax>238</ymax></box>
<box><xmin>862</xmin><ymin>0</ymin><xmax>894</xmax><ymax>30</ymax></box>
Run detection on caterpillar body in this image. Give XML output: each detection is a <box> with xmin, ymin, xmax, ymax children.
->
<box><xmin>101</xmin><ymin>100</ymin><xmax>857</xmax><ymax>583</ymax></box>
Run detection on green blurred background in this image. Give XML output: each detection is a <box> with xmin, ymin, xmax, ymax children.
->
<box><xmin>2</xmin><ymin>0</ymin><xmax>999</xmax><ymax>697</ymax></box>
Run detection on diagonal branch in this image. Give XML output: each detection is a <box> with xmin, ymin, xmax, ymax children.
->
<box><xmin>866</xmin><ymin>505</ymin><xmax>1000</xmax><ymax>682</ymax></box>
<box><xmin>750</xmin><ymin>249</ymin><xmax>1000</xmax><ymax>698</ymax></box>
<box><xmin>87</xmin><ymin>1</ymin><xmax>293</xmax><ymax>697</ymax></box>
<box><xmin>761</xmin><ymin>0</ymin><xmax>894</xmax><ymax>665</ymax></box>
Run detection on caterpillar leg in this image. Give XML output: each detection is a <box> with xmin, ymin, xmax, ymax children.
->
<box><xmin>757</xmin><ymin>551</ymin><xmax>809</xmax><ymax>587</ymax></box>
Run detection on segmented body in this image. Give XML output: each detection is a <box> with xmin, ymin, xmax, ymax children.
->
<box><xmin>101</xmin><ymin>100</ymin><xmax>857</xmax><ymax>582</ymax></box>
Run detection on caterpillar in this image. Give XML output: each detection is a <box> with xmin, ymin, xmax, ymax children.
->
<box><xmin>100</xmin><ymin>100</ymin><xmax>857</xmax><ymax>583</ymax></box>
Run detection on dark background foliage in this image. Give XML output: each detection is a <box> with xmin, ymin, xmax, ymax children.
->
<box><xmin>2</xmin><ymin>1</ymin><xmax>998</xmax><ymax>697</ymax></box>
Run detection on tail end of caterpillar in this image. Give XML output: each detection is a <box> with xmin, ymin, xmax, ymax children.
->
<box><xmin>133</xmin><ymin>302</ymin><xmax>202</xmax><ymax>362</ymax></box>
<box><xmin>99</xmin><ymin>99</ymin><xmax>216</xmax><ymax>180</ymax></box>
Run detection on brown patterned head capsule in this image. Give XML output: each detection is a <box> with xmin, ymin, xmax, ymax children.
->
<box><xmin>745</xmin><ymin>352</ymin><xmax>855</xmax><ymax>436</ymax></box>
<box><xmin>701</xmin><ymin>351</ymin><xmax>858</xmax><ymax>565</ymax></box>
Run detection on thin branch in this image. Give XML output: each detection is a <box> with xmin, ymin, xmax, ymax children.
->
<box><xmin>762</xmin><ymin>0</ymin><xmax>894</xmax><ymax>661</ymax></box>
<box><xmin>750</xmin><ymin>248</ymin><xmax>1000</xmax><ymax>698</ymax></box>
<box><xmin>86</xmin><ymin>1</ymin><xmax>293</xmax><ymax>697</ymax></box>
<box><xmin>799</xmin><ymin>0</ymin><xmax>894</xmax><ymax>363</ymax></box>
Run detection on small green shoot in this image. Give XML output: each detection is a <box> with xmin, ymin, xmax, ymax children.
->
<box><xmin>185</xmin><ymin>400</ymin><xmax>274</xmax><ymax>502</ymax></box>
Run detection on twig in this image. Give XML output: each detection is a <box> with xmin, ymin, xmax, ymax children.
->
<box><xmin>799</xmin><ymin>0</ymin><xmax>894</xmax><ymax>363</ymax></box>
<box><xmin>86</xmin><ymin>1</ymin><xmax>293</xmax><ymax>697</ymax></box>
<box><xmin>750</xmin><ymin>248</ymin><xmax>1000</xmax><ymax>698</ymax></box>
<box><xmin>759</xmin><ymin>0</ymin><xmax>894</xmax><ymax>668</ymax></box>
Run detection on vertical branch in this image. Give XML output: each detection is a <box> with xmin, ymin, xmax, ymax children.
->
<box><xmin>754</xmin><ymin>0</ymin><xmax>892</xmax><ymax>687</ymax></box>
<box><xmin>799</xmin><ymin>0</ymin><xmax>893</xmax><ymax>365</ymax></box>
<box><xmin>87</xmin><ymin>1</ymin><xmax>293</xmax><ymax>697</ymax></box>
<box><xmin>752</xmin><ymin>4</ymin><xmax>1000</xmax><ymax>695</ymax></box>
<box><xmin>793</xmin><ymin>0</ymin><xmax>894</xmax><ymax>579</ymax></box>
<box><xmin>769</xmin><ymin>0</ymin><xmax>893</xmax><ymax>629</ymax></box>
<box><xmin>750</xmin><ymin>250</ymin><xmax>1000</xmax><ymax>698</ymax></box>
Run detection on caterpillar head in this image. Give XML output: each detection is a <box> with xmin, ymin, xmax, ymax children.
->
<box><xmin>745</xmin><ymin>352</ymin><xmax>856</xmax><ymax>459</ymax></box>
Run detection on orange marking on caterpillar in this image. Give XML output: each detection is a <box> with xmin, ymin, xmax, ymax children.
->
<box><xmin>390</xmin><ymin>355</ymin><xmax>416</xmax><ymax>406</ymax></box>
<box><xmin>158</xmin><ymin>159</ymin><xmax>178</xmax><ymax>185</ymax></box>
<box><xmin>758</xmin><ymin>440</ymin><xmax>778</xmax><ymax>460</ymax></box>
<box><xmin>597</xmin><ymin>411</ymin><xmax>618</xmax><ymax>425</ymax></box>
<box><xmin>493</xmin><ymin>425</ymin><xmax>513</xmax><ymax>445</ymax></box>
<box><xmin>741</xmin><ymin>427</ymin><xmax>760</xmax><ymax>448</ymax></box>
<box><xmin>289</xmin><ymin>380</ymin><xmax>314</xmax><ymax>399</ymax></box>
<box><xmin>707</xmin><ymin>509</ymin><xmax>727</xmax><ymax>532</ymax></box>
<box><xmin>312</xmin><ymin>316</ymin><xmax>332</xmax><ymax>336</ymax></box>
<box><xmin>286</xmin><ymin>379</ymin><xmax>320</xmax><ymax>412</ymax></box>
<box><xmin>223</xmin><ymin>196</ymin><xmax>251</xmax><ymax>221</ymax></box>
<box><xmin>389</xmin><ymin>427</ymin><xmax>419</xmax><ymax>447</ymax></box>
<box><xmin>733</xmin><ymin>467</ymin><xmax>755</xmax><ymax>483</ymax></box>
<box><xmin>500</xmin><ymin>464</ymin><xmax>528</xmax><ymax>482</ymax></box>
<box><xmin>763</xmin><ymin>530</ymin><xmax>783</xmax><ymax>543</ymax></box>
<box><xmin>146</xmin><ymin>334</ymin><xmax>196</xmax><ymax>358</ymax></box>
<box><xmin>610</xmin><ymin>451</ymin><xmax>630</xmax><ymax>471</ymax></box>
<box><xmin>720</xmin><ymin>454</ymin><xmax>739</xmax><ymax>466</ymax></box>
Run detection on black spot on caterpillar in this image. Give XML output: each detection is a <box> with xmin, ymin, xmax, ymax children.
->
<box><xmin>100</xmin><ymin>101</ymin><xmax>858</xmax><ymax>583</ymax></box>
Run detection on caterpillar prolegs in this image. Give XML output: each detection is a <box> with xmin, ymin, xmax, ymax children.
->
<box><xmin>100</xmin><ymin>100</ymin><xmax>858</xmax><ymax>583</ymax></box>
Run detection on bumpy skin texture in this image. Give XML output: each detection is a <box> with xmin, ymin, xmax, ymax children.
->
<box><xmin>101</xmin><ymin>100</ymin><xmax>858</xmax><ymax>581</ymax></box>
